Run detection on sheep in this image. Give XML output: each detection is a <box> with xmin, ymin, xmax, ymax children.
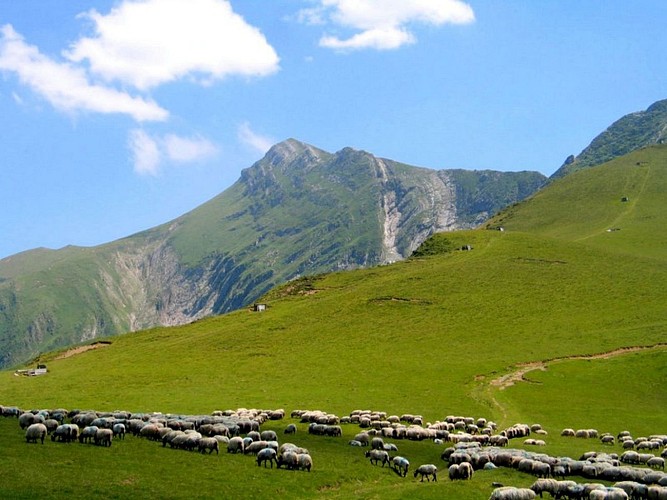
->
<box><xmin>79</xmin><ymin>426</ymin><xmax>99</xmax><ymax>444</ymax></box>
<box><xmin>448</xmin><ymin>462</ymin><xmax>474</xmax><ymax>480</ymax></box>
<box><xmin>647</xmin><ymin>486</ymin><xmax>667</xmax><ymax>500</ymax></box>
<box><xmin>348</xmin><ymin>440</ymin><xmax>363</xmax><ymax>447</ymax></box>
<box><xmin>256</xmin><ymin>448</ymin><xmax>277</xmax><ymax>468</ymax></box>
<box><xmin>489</xmin><ymin>487</ymin><xmax>536</xmax><ymax>499</ymax></box>
<box><xmin>113</xmin><ymin>423</ymin><xmax>126</xmax><ymax>440</ymax></box>
<box><xmin>25</xmin><ymin>423</ymin><xmax>47</xmax><ymax>444</ymax></box>
<box><xmin>589</xmin><ymin>487</ymin><xmax>629</xmax><ymax>500</ymax></box>
<box><xmin>245</xmin><ymin>440</ymin><xmax>269</xmax><ymax>455</ymax></box>
<box><xmin>413</xmin><ymin>464</ymin><xmax>437</xmax><ymax>482</ymax></box>
<box><xmin>260</xmin><ymin>430</ymin><xmax>277</xmax><ymax>442</ymax></box>
<box><xmin>391</xmin><ymin>456</ymin><xmax>410</xmax><ymax>477</ymax></box>
<box><xmin>648</xmin><ymin>457</ymin><xmax>666</xmax><ymax>470</ymax></box>
<box><xmin>227</xmin><ymin>436</ymin><xmax>244</xmax><ymax>454</ymax></box>
<box><xmin>284</xmin><ymin>424</ymin><xmax>297</xmax><ymax>435</ymax></box>
<box><xmin>296</xmin><ymin>453</ymin><xmax>313</xmax><ymax>472</ymax></box>
<box><xmin>51</xmin><ymin>424</ymin><xmax>75</xmax><ymax>443</ymax></box>
<box><xmin>365</xmin><ymin>449</ymin><xmax>390</xmax><ymax>467</ymax></box>
<box><xmin>19</xmin><ymin>412</ymin><xmax>36</xmax><ymax>430</ymax></box>
<box><xmin>353</xmin><ymin>432</ymin><xmax>370</xmax><ymax>446</ymax></box>
<box><xmin>277</xmin><ymin>450</ymin><xmax>298</xmax><ymax>470</ymax></box>
<box><xmin>198</xmin><ymin>437</ymin><xmax>219</xmax><ymax>455</ymax></box>
<box><xmin>371</xmin><ymin>437</ymin><xmax>385</xmax><ymax>450</ymax></box>
<box><xmin>93</xmin><ymin>428</ymin><xmax>113</xmax><ymax>447</ymax></box>
<box><xmin>530</xmin><ymin>478</ymin><xmax>559</xmax><ymax>498</ymax></box>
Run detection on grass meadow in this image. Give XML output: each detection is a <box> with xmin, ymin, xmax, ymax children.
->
<box><xmin>1</xmin><ymin>147</ymin><xmax>666</xmax><ymax>498</ymax></box>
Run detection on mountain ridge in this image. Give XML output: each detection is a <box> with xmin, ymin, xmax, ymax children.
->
<box><xmin>0</xmin><ymin>139</ymin><xmax>545</xmax><ymax>368</ymax></box>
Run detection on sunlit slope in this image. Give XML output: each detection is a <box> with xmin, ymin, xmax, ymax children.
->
<box><xmin>492</xmin><ymin>144</ymin><xmax>667</xmax><ymax>260</ymax></box>
<box><xmin>2</xmin><ymin>226</ymin><xmax>665</xmax><ymax>424</ymax></box>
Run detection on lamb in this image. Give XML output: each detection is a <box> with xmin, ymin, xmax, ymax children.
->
<box><xmin>413</xmin><ymin>464</ymin><xmax>438</xmax><ymax>482</ymax></box>
<box><xmin>489</xmin><ymin>487</ymin><xmax>536</xmax><ymax>500</ymax></box>
<box><xmin>256</xmin><ymin>448</ymin><xmax>277</xmax><ymax>468</ymax></box>
<box><xmin>198</xmin><ymin>437</ymin><xmax>219</xmax><ymax>454</ymax></box>
<box><xmin>227</xmin><ymin>436</ymin><xmax>244</xmax><ymax>454</ymax></box>
<box><xmin>365</xmin><ymin>449</ymin><xmax>390</xmax><ymax>467</ymax></box>
<box><xmin>25</xmin><ymin>423</ymin><xmax>47</xmax><ymax>444</ymax></box>
<box><xmin>284</xmin><ymin>424</ymin><xmax>297</xmax><ymax>435</ymax></box>
<box><xmin>391</xmin><ymin>456</ymin><xmax>410</xmax><ymax>477</ymax></box>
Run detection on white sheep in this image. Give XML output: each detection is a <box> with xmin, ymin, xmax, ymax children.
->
<box><xmin>198</xmin><ymin>437</ymin><xmax>219</xmax><ymax>454</ymax></box>
<box><xmin>256</xmin><ymin>448</ymin><xmax>277</xmax><ymax>468</ymax></box>
<box><xmin>25</xmin><ymin>423</ymin><xmax>47</xmax><ymax>444</ymax></box>
<box><xmin>413</xmin><ymin>464</ymin><xmax>437</xmax><ymax>482</ymax></box>
<box><xmin>391</xmin><ymin>456</ymin><xmax>410</xmax><ymax>477</ymax></box>
<box><xmin>489</xmin><ymin>487</ymin><xmax>536</xmax><ymax>499</ymax></box>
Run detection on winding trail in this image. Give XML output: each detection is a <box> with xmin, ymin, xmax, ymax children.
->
<box><xmin>478</xmin><ymin>343</ymin><xmax>667</xmax><ymax>423</ymax></box>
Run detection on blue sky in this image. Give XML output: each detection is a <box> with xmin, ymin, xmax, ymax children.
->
<box><xmin>1</xmin><ymin>0</ymin><xmax>666</xmax><ymax>259</ymax></box>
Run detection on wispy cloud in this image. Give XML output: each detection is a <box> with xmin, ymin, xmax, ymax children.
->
<box><xmin>66</xmin><ymin>0</ymin><xmax>280</xmax><ymax>90</ymax></box>
<box><xmin>164</xmin><ymin>134</ymin><xmax>218</xmax><ymax>163</ymax></box>
<box><xmin>0</xmin><ymin>24</ymin><xmax>168</xmax><ymax>121</ymax></box>
<box><xmin>297</xmin><ymin>0</ymin><xmax>475</xmax><ymax>51</ymax></box>
<box><xmin>129</xmin><ymin>129</ymin><xmax>161</xmax><ymax>175</ymax></box>
<box><xmin>129</xmin><ymin>130</ymin><xmax>219</xmax><ymax>175</ymax></box>
<box><xmin>238</xmin><ymin>122</ymin><xmax>275</xmax><ymax>154</ymax></box>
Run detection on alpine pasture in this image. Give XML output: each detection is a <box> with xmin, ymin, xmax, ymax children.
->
<box><xmin>0</xmin><ymin>147</ymin><xmax>666</xmax><ymax>498</ymax></box>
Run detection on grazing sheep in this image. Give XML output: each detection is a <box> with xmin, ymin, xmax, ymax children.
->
<box><xmin>284</xmin><ymin>424</ymin><xmax>297</xmax><ymax>435</ymax></box>
<box><xmin>198</xmin><ymin>437</ymin><xmax>219</xmax><ymax>455</ymax></box>
<box><xmin>25</xmin><ymin>423</ymin><xmax>47</xmax><ymax>444</ymax></box>
<box><xmin>448</xmin><ymin>462</ymin><xmax>473</xmax><ymax>480</ymax></box>
<box><xmin>113</xmin><ymin>423</ymin><xmax>126</xmax><ymax>440</ymax></box>
<box><xmin>79</xmin><ymin>426</ymin><xmax>99</xmax><ymax>444</ymax></box>
<box><xmin>530</xmin><ymin>478</ymin><xmax>559</xmax><ymax>498</ymax></box>
<box><xmin>489</xmin><ymin>487</ymin><xmax>536</xmax><ymax>500</ymax></box>
<box><xmin>648</xmin><ymin>457</ymin><xmax>666</xmax><ymax>470</ymax></box>
<box><xmin>245</xmin><ymin>440</ymin><xmax>269</xmax><ymax>455</ymax></box>
<box><xmin>297</xmin><ymin>453</ymin><xmax>313</xmax><ymax>472</ymax></box>
<box><xmin>260</xmin><ymin>430</ymin><xmax>278</xmax><ymax>442</ymax></box>
<box><xmin>365</xmin><ymin>449</ymin><xmax>390</xmax><ymax>467</ymax></box>
<box><xmin>94</xmin><ymin>428</ymin><xmax>113</xmax><ymax>447</ymax></box>
<box><xmin>392</xmin><ymin>456</ymin><xmax>410</xmax><ymax>477</ymax></box>
<box><xmin>348</xmin><ymin>440</ymin><xmax>363</xmax><ymax>447</ymax></box>
<box><xmin>589</xmin><ymin>487</ymin><xmax>629</xmax><ymax>500</ymax></box>
<box><xmin>256</xmin><ymin>448</ymin><xmax>278</xmax><ymax>468</ymax></box>
<box><xmin>51</xmin><ymin>424</ymin><xmax>75</xmax><ymax>443</ymax></box>
<box><xmin>353</xmin><ymin>432</ymin><xmax>370</xmax><ymax>446</ymax></box>
<box><xmin>277</xmin><ymin>450</ymin><xmax>298</xmax><ymax>470</ymax></box>
<box><xmin>371</xmin><ymin>437</ymin><xmax>385</xmax><ymax>450</ymax></box>
<box><xmin>413</xmin><ymin>464</ymin><xmax>438</xmax><ymax>482</ymax></box>
<box><xmin>227</xmin><ymin>436</ymin><xmax>244</xmax><ymax>454</ymax></box>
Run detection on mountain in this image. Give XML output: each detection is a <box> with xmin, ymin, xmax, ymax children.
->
<box><xmin>0</xmin><ymin>139</ymin><xmax>545</xmax><ymax>368</ymax></box>
<box><xmin>552</xmin><ymin>98</ymin><xmax>667</xmax><ymax>178</ymax></box>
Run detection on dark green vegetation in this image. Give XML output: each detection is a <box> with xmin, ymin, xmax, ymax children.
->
<box><xmin>552</xmin><ymin>98</ymin><xmax>667</xmax><ymax>178</ymax></box>
<box><xmin>0</xmin><ymin>139</ymin><xmax>545</xmax><ymax>369</ymax></box>
<box><xmin>0</xmin><ymin>145</ymin><xmax>665</xmax><ymax>498</ymax></box>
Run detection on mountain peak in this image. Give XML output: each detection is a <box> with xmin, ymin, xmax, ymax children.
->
<box><xmin>263</xmin><ymin>138</ymin><xmax>329</xmax><ymax>167</ymax></box>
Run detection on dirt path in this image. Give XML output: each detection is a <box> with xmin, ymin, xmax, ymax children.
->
<box><xmin>490</xmin><ymin>343</ymin><xmax>667</xmax><ymax>390</ymax></box>
<box><xmin>53</xmin><ymin>341</ymin><xmax>111</xmax><ymax>360</ymax></box>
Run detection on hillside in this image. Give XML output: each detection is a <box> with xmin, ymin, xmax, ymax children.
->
<box><xmin>0</xmin><ymin>145</ymin><xmax>666</xmax><ymax>498</ymax></box>
<box><xmin>0</xmin><ymin>139</ymin><xmax>545</xmax><ymax>369</ymax></box>
<box><xmin>552</xmin><ymin>98</ymin><xmax>667</xmax><ymax>178</ymax></box>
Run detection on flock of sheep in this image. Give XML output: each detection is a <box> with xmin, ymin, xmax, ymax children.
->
<box><xmin>4</xmin><ymin>403</ymin><xmax>667</xmax><ymax>499</ymax></box>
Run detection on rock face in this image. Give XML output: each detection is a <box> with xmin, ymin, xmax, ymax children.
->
<box><xmin>0</xmin><ymin>139</ymin><xmax>546</xmax><ymax>368</ymax></box>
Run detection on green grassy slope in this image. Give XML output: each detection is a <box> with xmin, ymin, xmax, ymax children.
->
<box><xmin>0</xmin><ymin>146</ymin><xmax>665</xmax><ymax>498</ymax></box>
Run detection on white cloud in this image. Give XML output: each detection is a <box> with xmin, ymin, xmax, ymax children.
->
<box><xmin>129</xmin><ymin>129</ymin><xmax>161</xmax><ymax>175</ymax></box>
<box><xmin>128</xmin><ymin>130</ymin><xmax>219</xmax><ymax>175</ymax></box>
<box><xmin>163</xmin><ymin>134</ymin><xmax>218</xmax><ymax>163</ymax></box>
<box><xmin>66</xmin><ymin>0</ymin><xmax>280</xmax><ymax>90</ymax></box>
<box><xmin>298</xmin><ymin>0</ymin><xmax>475</xmax><ymax>51</ymax></box>
<box><xmin>321</xmin><ymin>27</ymin><xmax>414</xmax><ymax>51</ymax></box>
<box><xmin>0</xmin><ymin>24</ymin><xmax>168</xmax><ymax>121</ymax></box>
<box><xmin>238</xmin><ymin>122</ymin><xmax>275</xmax><ymax>154</ymax></box>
